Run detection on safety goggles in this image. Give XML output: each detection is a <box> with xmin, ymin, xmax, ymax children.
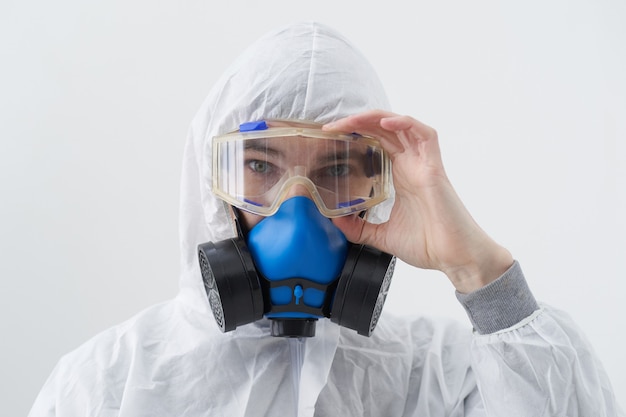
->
<box><xmin>212</xmin><ymin>120</ymin><xmax>391</xmax><ymax>217</ymax></box>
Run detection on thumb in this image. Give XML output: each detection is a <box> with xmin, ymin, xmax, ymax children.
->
<box><xmin>332</xmin><ymin>214</ymin><xmax>381</xmax><ymax>248</ymax></box>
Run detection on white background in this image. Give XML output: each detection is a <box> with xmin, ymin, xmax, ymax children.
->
<box><xmin>2</xmin><ymin>0</ymin><xmax>624</xmax><ymax>414</ymax></box>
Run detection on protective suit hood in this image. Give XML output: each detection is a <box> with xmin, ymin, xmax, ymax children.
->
<box><xmin>178</xmin><ymin>21</ymin><xmax>394</xmax><ymax>313</ymax></box>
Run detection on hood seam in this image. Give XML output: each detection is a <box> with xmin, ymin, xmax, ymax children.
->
<box><xmin>302</xmin><ymin>23</ymin><xmax>319</xmax><ymax>120</ymax></box>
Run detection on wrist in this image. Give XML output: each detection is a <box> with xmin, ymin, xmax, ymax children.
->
<box><xmin>444</xmin><ymin>244</ymin><xmax>514</xmax><ymax>294</ymax></box>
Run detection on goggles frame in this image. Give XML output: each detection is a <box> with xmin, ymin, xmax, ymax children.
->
<box><xmin>212</xmin><ymin>120</ymin><xmax>392</xmax><ymax>217</ymax></box>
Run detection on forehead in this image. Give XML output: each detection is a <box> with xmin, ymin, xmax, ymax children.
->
<box><xmin>221</xmin><ymin>118</ymin><xmax>376</xmax><ymax>164</ymax></box>
<box><xmin>243</xmin><ymin>135</ymin><xmax>365</xmax><ymax>164</ymax></box>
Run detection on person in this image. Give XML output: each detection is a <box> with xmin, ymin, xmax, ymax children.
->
<box><xmin>29</xmin><ymin>21</ymin><xmax>623</xmax><ymax>417</ymax></box>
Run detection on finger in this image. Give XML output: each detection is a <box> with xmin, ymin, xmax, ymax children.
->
<box><xmin>322</xmin><ymin>109</ymin><xmax>396</xmax><ymax>133</ymax></box>
<box><xmin>325</xmin><ymin>111</ymin><xmax>439</xmax><ymax>157</ymax></box>
<box><xmin>380</xmin><ymin>115</ymin><xmax>442</xmax><ymax>164</ymax></box>
<box><xmin>331</xmin><ymin>214</ymin><xmax>365</xmax><ymax>244</ymax></box>
<box><xmin>332</xmin><ymin>214</ymin><xmax>386</xmax><ymax>251</ymax></box>
<box><xmin>323</xmin><ymin>110</ymin><xmax>406</xmax><ymax>154</ymax></box>
<box><xmin>379</xmin><ymin>114</ymin><xmax>433</xmax><ymax>133</ymax></box>
<box><xmin>322</xmin><ymin>110</ymin><xmax>402</xmax><ymax>142</ymax></box>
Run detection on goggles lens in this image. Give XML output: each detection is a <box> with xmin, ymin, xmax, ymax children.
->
<box><xmin>212</xmin><ymin>121</ymin><xmax>391</xmax><ymax>217</ymax></box>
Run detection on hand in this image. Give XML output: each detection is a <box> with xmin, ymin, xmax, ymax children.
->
<box><xmin>323</xmin><ymin>110</ymin><xmax>513</xmax><ymax>293</ymax></box>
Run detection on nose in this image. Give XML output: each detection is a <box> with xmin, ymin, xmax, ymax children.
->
<box><xmin>285</xmin><ymin>183</ymin><xmax>314</xmax><ymax>200</ymax></box>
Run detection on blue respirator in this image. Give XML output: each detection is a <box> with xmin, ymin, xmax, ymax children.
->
<box><xmin>198</xmin><ymin>197</ymin><xmax>395</xmax><ymax>338</ymax></box>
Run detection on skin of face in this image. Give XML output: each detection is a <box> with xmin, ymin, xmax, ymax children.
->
<box><xmin>232</xmin><ymin>121</ymin><xmax>364</xmax><ymax>230</ymax></box>
<box><xmin>238</xmin><ymin>145</ymin><xmax>362</xmax><ymax>230</ymax></box>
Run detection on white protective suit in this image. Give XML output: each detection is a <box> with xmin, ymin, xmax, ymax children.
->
<box><xmin>30</xmin><ymin>21</ymin><xmax>623</xmax><ymax>417</ymax></box>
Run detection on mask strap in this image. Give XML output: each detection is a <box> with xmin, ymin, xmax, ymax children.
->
<box><xmin>231</xmin><ymin>206</ymin><xmax>250</xmax><ymax>239</ymax></box>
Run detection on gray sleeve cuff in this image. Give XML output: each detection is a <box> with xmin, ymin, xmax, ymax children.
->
<box><xmin>455</xmin><ymin>261</ymin><xmax>539</xmax><ymax>335</ymax></box>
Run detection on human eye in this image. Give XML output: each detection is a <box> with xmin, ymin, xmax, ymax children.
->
<box><xmin>324</xmin><ymin>163</ymin><xmax>350</xmax><ymax>177</ymax></box>
<box><xmin>246</xmin><ymin>159</ymin><xmax>275</xmax><ymax>174</ymax></box>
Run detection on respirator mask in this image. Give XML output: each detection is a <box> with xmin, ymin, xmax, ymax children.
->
<box><xmin>197</xmin><ymin>120</ymin><xmax>396</xmax><ymax>337</ymax></box>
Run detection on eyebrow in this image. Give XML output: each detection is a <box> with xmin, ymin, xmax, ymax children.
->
<box><xmin>243</xmin><ymin>141</ymin><xmax>366</xmax><ymax>164</ymax></box>
<box><xmin>315</xmin><ymin>150</ymin><xmax>364</xmax><ymax>164</ymax></box>
<box><xmin>244</xmin><ymin>142</ymin><xmax>283</xmax><ymax>158</ymax></box>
